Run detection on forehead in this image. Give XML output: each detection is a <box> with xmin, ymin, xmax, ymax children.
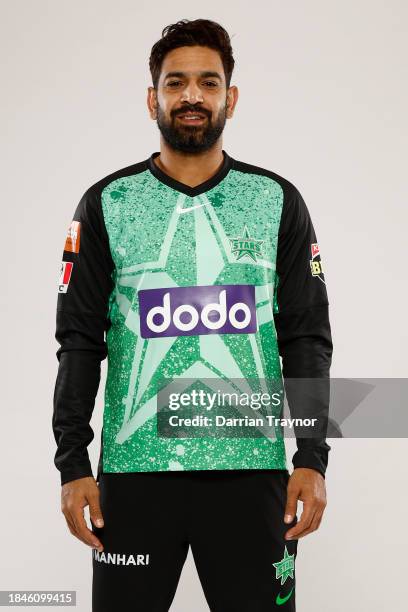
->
<box><xmin>160</xmin><ymin>46</ymin><xmax>225</xmax><ymax>80</ymax></box>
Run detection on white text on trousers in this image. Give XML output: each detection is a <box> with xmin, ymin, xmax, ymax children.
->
<box><xmin>93</xmin><ymin>550</ymin><xmax>150</xmax><ymax>565</ymax></box>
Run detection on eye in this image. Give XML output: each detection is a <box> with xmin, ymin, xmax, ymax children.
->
<box><xmin>203</xmin><ymin>81</ymin><xmax>218</xmax><ymax>87</ymax></box>
<box><xmin>167</xmin><ymin>81</ymin><xmax>182</xmax><ymax>87</ymax></box>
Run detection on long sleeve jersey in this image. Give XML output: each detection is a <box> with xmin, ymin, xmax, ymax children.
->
<box><xmin>53</xmin><ymin>150</ymin><xmax>333</xmax><ymax>486</ymax></box>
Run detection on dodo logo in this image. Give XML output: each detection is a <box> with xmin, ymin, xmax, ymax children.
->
<box><xmin>138</xmin><ymin>284</ymin><xmax>257</xmax><ymax>339</ymax></box>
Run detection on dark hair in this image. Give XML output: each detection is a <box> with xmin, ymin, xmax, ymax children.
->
<box><xmin>149</xmin><ymin>19</ymin><xmax>235</xmax><ymax>89</ymax></box>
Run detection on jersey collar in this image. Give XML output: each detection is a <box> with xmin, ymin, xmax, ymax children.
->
<box><xmin>147</xmin><ymin>149</ymin><xmax>234</xmax><ymax>197</ymax></box>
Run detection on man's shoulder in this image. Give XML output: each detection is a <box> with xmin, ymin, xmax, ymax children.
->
<box><xmin>231</xmin><ymin>155</ymin><xmax>301</xmax><ymax>200</ymax></box>
<box><xmin>84</xmin><ymin>158</ymin><xmax>149</xmax><ymax>200</ymax></box>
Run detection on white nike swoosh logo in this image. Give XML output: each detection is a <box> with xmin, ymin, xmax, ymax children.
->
<box><xmin>176</xmin><ymin>202</ymin><xmax>207</xmax><ymax>214</ymax></box>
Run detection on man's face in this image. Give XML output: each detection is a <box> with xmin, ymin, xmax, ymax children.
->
<box><xmin>150</xmin><ymin>46</ymin><xmax>234</xmax><ymax>154</ymax></box>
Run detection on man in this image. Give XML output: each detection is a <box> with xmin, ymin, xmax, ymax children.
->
<box><xmin>53</xmin><ymin>18</ymin><xmax>332</xmax><ymax>612</ymax></box>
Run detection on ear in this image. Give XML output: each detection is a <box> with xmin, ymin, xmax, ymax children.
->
<box><xmin>147</xmin><ymin>86</ymin><xmax>157</xmax><ymax>120</ymax></box>
<box><xmin>226</xmin><ymin>85</ymin><xmax>239</xmax><ymax>119</ymax></box>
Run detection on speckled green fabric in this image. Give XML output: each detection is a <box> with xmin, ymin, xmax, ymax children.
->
<box><xmin>100</xmin><ymin>167</ymin><xmax>286</xmax><ymax>473</ymax></box>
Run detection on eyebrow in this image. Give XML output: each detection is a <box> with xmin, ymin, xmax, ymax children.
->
<box><xmin>164</xmin><ymin>71</ymin><xmax>223</xmax><ymax>80</ymax></box>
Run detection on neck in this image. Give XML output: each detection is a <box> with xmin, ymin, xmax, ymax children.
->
<box><xmin>154</xmin><ymin>139</ymin><xmax>224</xmax><ymax>188</ymax></box>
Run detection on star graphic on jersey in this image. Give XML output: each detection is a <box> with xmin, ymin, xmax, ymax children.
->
<box><xmin>112</xmin><ymin>192</ymin><xmax>277</xmax><ymax>445</ymax></box>
<box><xmin>273</xmin><ymin>546</ymin><xmax>295</xmax><ymax>585</ymax></box>
<box><xmin>228</xmin><ymin>224</ymin><xmax>264</xmax><ymax>263</ymax></box>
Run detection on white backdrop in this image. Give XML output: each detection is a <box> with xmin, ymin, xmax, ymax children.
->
<box><xmin>1</xmin><ymin>1</ymin><xmax>407</xmax><ymax>610</ymax></box>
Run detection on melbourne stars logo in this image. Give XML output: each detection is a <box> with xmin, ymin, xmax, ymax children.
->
<box><xmin>228</xmin><ymin>224</ymin><xmax>264</xmax><ymax>262</ymax></box>
<box><xmin>273</xmin><ymin>546</ymin><xmax>295</xmax><ymax>585</ymax></box>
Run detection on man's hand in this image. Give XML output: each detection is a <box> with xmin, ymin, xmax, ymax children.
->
<box><xmin>284</xmin><ymin>468</ymin><xmax>327</xmax><ymax>540</ymax></box>
<box><xmin>61</xmin><ymin>476</ymin><xmax>104</xmax><ymax>552</ymax></box>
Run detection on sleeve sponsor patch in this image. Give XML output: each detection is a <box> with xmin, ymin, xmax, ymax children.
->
<box><xmin>64</xmin><ymin>220</ymin><xmax>81</xmax><ymax>253</ymax></box>
<box><xmin>58</xmin><ymin>261</ymin><xmax>74</xmax><ymax>293</ymax></box>
<box><xmin>309</xmin><ymin>242</ymin><xmax>325</xmax><ymax>282</ymax></box>
<box><xmin>311</xmin><ymin>243</ymin><xmax>320</xmax><ymax>258</ymax></box>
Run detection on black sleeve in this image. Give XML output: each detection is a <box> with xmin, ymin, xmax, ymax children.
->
<box><xmin>52</xmin><ymin>187</ymin><xmax>115</xmax><ymax>486</ymax></box>
<box><xmin>273</xmin><ymin>183</ymin><xmax>333</xmax><ymax>478</ymax></box>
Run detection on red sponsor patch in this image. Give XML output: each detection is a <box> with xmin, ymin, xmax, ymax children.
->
<box><xmin>311</xmin><ymin>243</ymin><xmax>320</xmax><ymax>258</ymax></box>
<box><xmin>58</xmin><ymin>261</ymin><xmax>74</xmax><ymax>293</ymax></box>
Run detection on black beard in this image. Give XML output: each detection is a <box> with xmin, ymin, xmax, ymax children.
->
<box><xmin>156</xmin><ymin>103</ymin><xmax>227</xmax><ymax>154</ymax></box>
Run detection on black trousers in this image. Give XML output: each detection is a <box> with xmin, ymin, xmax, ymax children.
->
<box><xmin>92</xmin><ymin>469</ymin><xmax>298</xmax><ymax>611</ymax></box>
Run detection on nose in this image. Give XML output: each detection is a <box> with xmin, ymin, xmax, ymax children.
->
<box><xmin>180</xmin><ymin>82</ymin><xmax>204</xmax><ymax>104</ymax></box>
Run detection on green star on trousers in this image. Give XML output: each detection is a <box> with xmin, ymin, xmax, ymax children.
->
<box><xmin>273</xmin><ymin>546</ymin><xmax>295</xmax><ymax>585</ymax></box>
<box><xmin>229</xmin><ymin>224</ymin><xmax>264</xmax><ymax>262</ymax></box>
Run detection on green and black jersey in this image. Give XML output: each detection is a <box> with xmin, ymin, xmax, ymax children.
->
<box><xmin>53</xmin><ymin>150</ymin><xmax>333</xmax><ymax>486</ymax></box>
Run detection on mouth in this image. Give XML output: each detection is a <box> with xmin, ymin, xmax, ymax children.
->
<box><xmin>176</xmin><ymin>112</ymin><xmax>208</xmax><ymax>125</ymax></box>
